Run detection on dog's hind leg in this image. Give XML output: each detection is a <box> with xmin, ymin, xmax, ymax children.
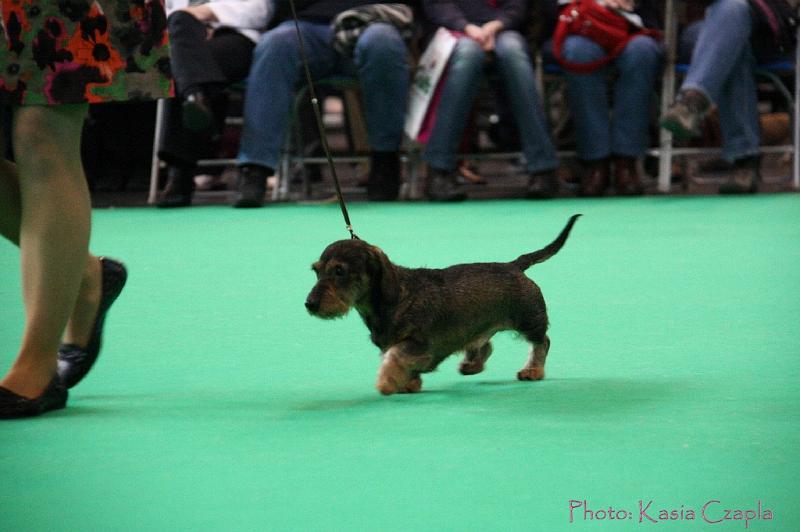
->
<box><xmin>517</xmin><ymin>335</ymin><xmax>550</xmax><ymax>381</ymax></box>
<box><xmin>376</xmin><ymin>342</ymin><xmax>431</xmax><ymax>395</ymax></box>
<box><xmin>459</xmin><ymin>341</ymin><xmax>493</xmax><ymax>376</ymax></box>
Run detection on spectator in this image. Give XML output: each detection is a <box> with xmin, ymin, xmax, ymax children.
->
<box><xmin>661</xmin><ymin>0</ymin><xmax>797</xmax><ymax>194</ymax></box>
<box><xmin>232</xmin><ymin>0</ymin><xmax>414</xmax><ymax>207</ymax></box>
<box><xmin>421</xmin><ymin>0</ymin><xmax>560</xmax><ymax>201</ymax></box>
<box><xmin>157</xmin><ymin>0</ymin><xmax>272</xmax><ymax>207</ymax></box>
<box><xmin>0</xmin><ymin>0</ymin><xmax>171</xmax><ymax>418</ymax></box>
<box><xmin>544</xmin><ymin>0</ymin><xmax>663</xmax><ymax>196</ymax></box>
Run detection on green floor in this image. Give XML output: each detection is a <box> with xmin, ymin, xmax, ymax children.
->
<box><xmin>1</xmin><ymin>195</ymin><xmax>799</xmax><ymax>531</ymax></box>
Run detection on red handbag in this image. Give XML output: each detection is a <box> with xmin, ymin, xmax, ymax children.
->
<box><xmin>552</xmin><ymin>1</ymin><xmax>661</xmax><ymax>73</ymax></box>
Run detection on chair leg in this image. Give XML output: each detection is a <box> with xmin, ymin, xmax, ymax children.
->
<box><xmin>794</xmin><ymin>26</ymin><xmax>800</xmax><ymax>189</ymax></box>
<box><xmin>148</xmin><ymin>98</ymin><xmax>166</xmax><ymax>205</ymax></box>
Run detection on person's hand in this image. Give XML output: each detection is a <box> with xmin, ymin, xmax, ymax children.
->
<box><xmin>464</xmin><ymin>24</ymin><xmax>486</xmax><ymax>46</ymax></box>
<box><xmin>604</xmin><ymin>0</ymin><xmax>635</xmax><ymax>11</ymax></box>
<box><xmin>480</xmin><ymin>20</ymin><xmax>504</xmax><ymax>51</ymax></box>
<box><xmin>179</xmin><ymin>4</ymin><xmax>218</xmax><ymax>23</ymax></box>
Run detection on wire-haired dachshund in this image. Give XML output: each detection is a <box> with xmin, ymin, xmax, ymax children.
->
<box><xmin>305</xmin><ymin>214</ymin><xmax>581</xmax><ymax>395</ymax></box>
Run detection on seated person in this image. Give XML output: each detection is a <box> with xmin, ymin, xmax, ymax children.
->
<box><xmin>543</xmin><ymin>0</ymin><xmax>663</xmax><ymax>196</ymax></box>
<box><xmin>158</xmin><ymin>0</ymin><xmax>272</xmax><ymax>207</ymax></box>
<box><xmin>233</xmin><ymin>0</ymin><xmax>414</xmax><ymax>207</ymax></box>
<box><xmin>421</xmin><ymin>0</ymin><xmax>560</xmax><ymax>201</ymax></box>
<box><xmin>661</xmin><ymin>0</ymin><xmax>796</xmax><ymax>194</ymax></box>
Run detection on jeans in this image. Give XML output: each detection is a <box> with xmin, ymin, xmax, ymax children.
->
<box><xmin>680</xmin><ymin>0</ymin><xmax>760</xmax><ymax>162</ymax></box>
<box><xmin>237</xmin><ymin>20</ymin><xmax>409</xmax><ymax>170</ymax></box>
<box><xmin>545</xmin><ymin>34</ymin><xmax>663</xmax><ymax>161</ymax></box>
<box><xmin>424</xmin><ymin>31</ymin><xmax>558</xmax><ymax>174</ymax></box>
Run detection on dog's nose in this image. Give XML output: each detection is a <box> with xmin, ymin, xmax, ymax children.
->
<box><xmin>305</xmin><ymin>298</ymin><xmax>320</xmax><ymax>312</ymax></box>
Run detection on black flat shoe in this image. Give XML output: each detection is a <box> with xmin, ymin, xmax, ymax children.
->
<box><xmin>0</xmin><ymin>376</ymin><xmax>68</xmax><ymax>419</ymax></box>
<box><xmin>57</xmin><ymin>257</ymin><xmax>128</xmax><ymax>388</ymax></box>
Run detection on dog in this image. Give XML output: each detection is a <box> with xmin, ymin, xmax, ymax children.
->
<box><xmin>305</xmin><ymin>214</ymin><xmax>581</xmax><ymax>395</ymax></box>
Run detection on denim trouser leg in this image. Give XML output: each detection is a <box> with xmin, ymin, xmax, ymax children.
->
<box><xmin>424</xmin><ymin>37</ymin><xmax>486</xmax><ymax>171</ymax></box>
<box><xmin>559</xmin><ymin>36</ymin><xmax>612</xmax><ymax>160</ymax></box>
<box><xmin>558</xmin><ymin>35</ymin><xmax>662</xmax><ymax>160</ymax></box>
<box><xmin>681</xmin><ymin>0</ymin><xmax>760</xmax><ymax>161</ymax></box>
<box><xmin>493</xmin><ymin>31</ymin><xmax>558</xmax><ymax>173</ymax></box>
<box><xmin>237</xmin><ymin>21</ymin><xmax>338</xmax><ymax>170</ymax></box>
<box><xmin>353</xmin><ymin>23</ymin><xmax>409</xmax><ymax>151</ymax></box>
<box><xmin>611</xmin><ymin>35</ymin><xmax>663</xmax><ymax>157</ymax></box>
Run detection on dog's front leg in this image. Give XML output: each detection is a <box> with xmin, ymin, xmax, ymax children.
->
<box><xmin>376</xmin><ymin>343</ymin><xmax>430</xmax><ymax>395</ymax></box>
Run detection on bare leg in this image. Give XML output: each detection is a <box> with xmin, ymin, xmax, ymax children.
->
<box><xmin>459</xmin><ymin>340</ymin><xmax>493</xmax><ymax>375</ymax></box>
<box><xmin>0</xmin><ymin>157</ymin><xmax>102</xmax><ymax>349</ymax></box>
<box><xmin>517</xmin><ymin>335</ymin><xmax>549</xmax><ymax>381</ymax></box>
<box><xmin>0</xmin><ymin>104</ymin><xmax>92</xmax><ymax>398</ymax></box>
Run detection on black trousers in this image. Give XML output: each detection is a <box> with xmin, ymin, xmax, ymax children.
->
<box><xmin>158</xmin><ymin>11</ymin><xmax>254</xmax><ymax>167</ymax></box>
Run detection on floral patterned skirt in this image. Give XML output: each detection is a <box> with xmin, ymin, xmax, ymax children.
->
<box><xmin>0</xmin><ymin>0</ymin><xmax>173</xmax><ymax>105</ymax></box>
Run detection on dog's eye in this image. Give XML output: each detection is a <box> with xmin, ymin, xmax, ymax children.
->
<box><xmin>334</xmin><ymin>265</ymin><xmax>346</xmax><ymax>277</ymax></box>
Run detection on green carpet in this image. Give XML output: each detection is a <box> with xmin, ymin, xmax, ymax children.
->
<box><xmin>1</xmin><ymin>195</ymin><xmax>799</xmax><ymax>531</ymax></box>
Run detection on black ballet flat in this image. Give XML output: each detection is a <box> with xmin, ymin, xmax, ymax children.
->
<box><xmin>0</xmin><ymin>376</ymin><xmax>68</xmax><ymax>419</ymax></box>
<box><xmin>57</xmin><ymin>257</ymin><xmax>128</xmax><ymax>389</ymax></box>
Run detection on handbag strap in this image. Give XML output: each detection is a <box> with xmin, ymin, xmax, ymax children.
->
<box><xmin>552</xmin><ymin>3</ymin><xmax>661</xmax><ymax>74</ymax></box>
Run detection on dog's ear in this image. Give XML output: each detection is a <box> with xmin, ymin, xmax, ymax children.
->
<box><xmin>367</xmin><ymin>245</ymin><xmax>399</xmax><ymax>304</ymax></box>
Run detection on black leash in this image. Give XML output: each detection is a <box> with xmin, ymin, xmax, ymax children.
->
<box><xmin>287</xmin><ymin>0</ymin><xmax>359</xmax><ymax>240</ymax></box>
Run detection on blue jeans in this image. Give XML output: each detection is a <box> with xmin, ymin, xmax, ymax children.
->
<box><xmin>237</xmin><ymin>21</ymin><xmax>409</xmax><ymax>170</ymax></box>
<box><xmin>680</xmin><ymin>0</ymin><xmax>760</xmax><ymax>162</ymax></box>
<box><xmin>424</xmin><ymin>31</ymin><xmax>558</xmax><ymax>174</ymax></box>
<box><xmin>545</xmin><ymin>34</ymin><xmax>663</xmax><ymax>161</ymax></box>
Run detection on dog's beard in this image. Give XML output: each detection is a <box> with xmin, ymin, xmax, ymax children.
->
<box><xmin>309</xmin><ymin>287</ymin><xmax>352</xmax><ymax>319</ymax></box>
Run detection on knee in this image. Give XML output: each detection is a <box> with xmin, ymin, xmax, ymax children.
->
<box><xmin>166</xmin><ymin>10</ymin><xmax>199</xmax><ymax>34</ymax></box>
<box><xmin>494</xmin><ymin>31</ymin><xmax>530</xmax><ymax>62</ymax></box>
<box><xmin>714</xmin><ymin>0</ymin><xmax>752</xmax><ymax>18</ymax></box>
<box><xmin>450</xmin><ymin>37</ymin><xmax>487</xmax><ymax>71</ymax></box>
<box><xmin>560</xmin><ymin>35</ymin><xmax>604</xmax><ymax>63</ymax></box>
<box><xmin>253</xmin><ymin>25</ymin><xmax>298</xmax><ymax>64</ymax></box>
<box><xmin>355</xmin><ymin>23</ymin><xmax>407</xmax><ymax>64</ymax></box>
<box><xmin>619</xmin><ymin>36</ymin><xmax>663</xmax><ymax>70</ymax></box>
<box><xmin>13</xmin><ymin>106</ymin><xmax>86</xmax><ymax>165</ymax></box>
<box><xmin>494</xmin><ymin>31</ymin><xmax>529</xmax><ymax>60</ymax></box>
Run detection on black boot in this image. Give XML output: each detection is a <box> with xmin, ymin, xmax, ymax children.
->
<box><xmin>233</xmin><ymin>164</ymin><xmax>270</xmax><ymax>208</ymax></box>
<box><xmin>157</xmin><ymin>164</ymin><xmax>196</xmax><ymax>208</ymax></box>
<box><xmin>426</xmin><ymin>167</ymin><xmax>467</xmax><ymax>202</ymax></box>
<box><xmin>367</xmin><ymin>151</ymin><xmax>401</xmax><ymax>201</ymax></box>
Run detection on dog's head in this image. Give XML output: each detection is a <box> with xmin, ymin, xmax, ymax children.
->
<box><xmin>305</xmin><ymin>239</ymin><xmax>399</xmax><ymax>319</ymax></box>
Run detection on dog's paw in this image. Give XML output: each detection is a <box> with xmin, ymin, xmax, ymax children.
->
<box><xmin>459</xmin><ymin>360</ymin><xmax>485</xmax><ymax>376</ymax></box>
<box><xmin>401</xmin><ymin>377</ymin><xmax>422</xmax><ymax>393</ymax></box>
<box><xmin>517</xmin><ymin>367</ymin><xmax>545</xmax><ymax>381</ymax></box>
<box><xmin>376</xmin><ymin>377</ymin><xmax>399</xmax><ymax>395</ymax></box>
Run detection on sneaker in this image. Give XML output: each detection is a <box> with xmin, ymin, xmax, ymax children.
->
<box><xmin>426</xmin><ymin>168</ymin><xmax>467</xmax><ymax>202</ymax></box>
<box><xmin>660</xmin><ymin>89</ymin><xmax>711</xmax><ymax>140</ymax></box>
<box><xmin>233</xmin><ymin>164</ymin><xmax>269</xmax><ymax>208</ymax></box>
<box><xmin>719</xmin><ymin>156</ymin><xmax>759</xmax><ymax>194</ymax></box>
<box><xmin>526</xmin><ymin>169</ymin><xmax>559</xmax><ymax>199</ymax></box>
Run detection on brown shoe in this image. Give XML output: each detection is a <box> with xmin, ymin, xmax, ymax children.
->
<box><xmin>613</xmin><ymin>156</ymin><xmax>643</xmax><ymax>196</ymax></box>
<box><xmin>719</xmin><ymin>156</ymin><xmax>759</xmax><ymax>194</ymax></box>
<box><xmin>660</xmin><ymin>88</ymin><xmax>711</xmax><ymax>140</ymax></box>
<box><xmin>579</xmin><ymin>159</ymin><xmax>610</xmax><ymax>197</ymax></box>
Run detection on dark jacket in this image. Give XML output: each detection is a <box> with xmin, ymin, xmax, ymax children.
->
<box><xmin>422</xmin><ymin>0</ymin><xmax>530</xmax><ymax>33</ymax></box>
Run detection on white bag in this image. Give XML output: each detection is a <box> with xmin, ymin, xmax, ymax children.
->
<box><xmin>404</xmin><ymin>27</ymin><xmax>458</xmax><ymax>140</ymax></box>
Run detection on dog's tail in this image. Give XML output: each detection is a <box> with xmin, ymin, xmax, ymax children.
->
<box><xmin>511</xmin><ymin>214</ymin><xmax>581</xmax><ymax>271</ymax></box>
